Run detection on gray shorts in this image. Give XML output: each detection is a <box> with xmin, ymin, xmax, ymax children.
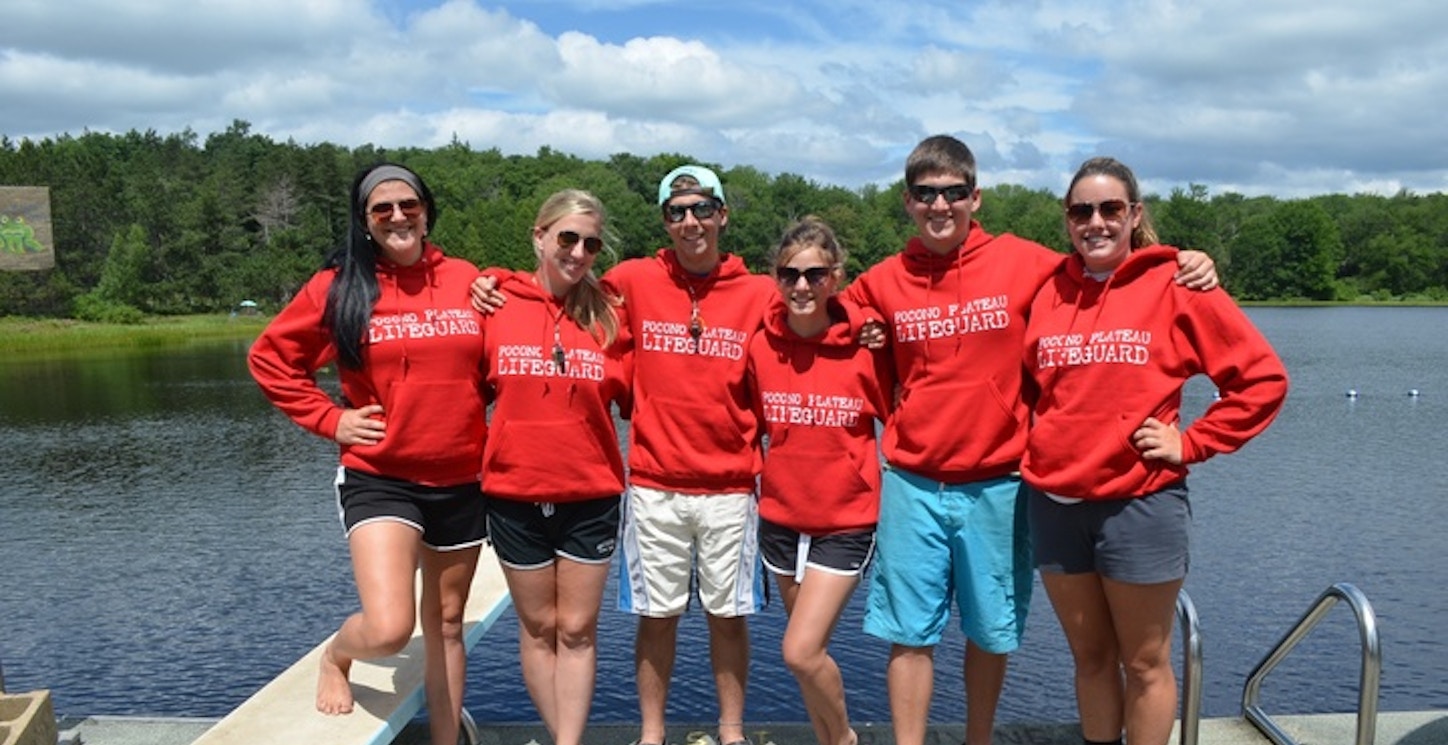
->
<box><xmin>1029</xmin><ymin>481</ymin><xmax>1191</xmax><ymax>584</ymax></box>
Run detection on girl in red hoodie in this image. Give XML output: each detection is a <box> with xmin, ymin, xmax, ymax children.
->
<box><xmin>746</xmin><ymin>217</ymin><xmax>893</xmax><ymax>745</ymax></box>
<box><xmin>479</xmin><ymin>189</ymin><xmax>629</xmax><ymax>745</ymax></box>
<box><xmin>1022</xmin><ymin>158</ymin><xmax>1287</xmax><ymax>745</ymax></box>
<box><xmin>248</xmin><ymin>164</ymin><xmax>487</xmax><ymax>745</ymax></box>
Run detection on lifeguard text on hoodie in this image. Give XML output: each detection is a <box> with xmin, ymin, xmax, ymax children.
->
<box><xmin>479</xmin><ymin>269</ymin><xmax>631</xmax><ymax>502</ymax></box>
<box><xmin>604</xmin><ymin>249</ymin><xmax>777</xmax><ymax>494</ymax></box>
<box><xmin>747</xmin><ymin>296</ymin><xmax>894</xmax><ymax>535</ymax></box>
<box><xmin>1021</xmin><ymin>245</ymin><xmax>1288</xmax><ymax>500</ymax></box>
<box><xmin>843</xmin><ymin>225</ymin><xmax>1063</xmax><ymax>483</ymax></box>
<box><xmin>248</xmin><ymin>244</ymin><xmax>488</xmax><ymax>487</ymax></box>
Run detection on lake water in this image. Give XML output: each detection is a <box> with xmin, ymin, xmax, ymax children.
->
<box><xmin>2</xmin><ymin>307</ymin><xmax>1446</xmax><ymax>727</ymax></box>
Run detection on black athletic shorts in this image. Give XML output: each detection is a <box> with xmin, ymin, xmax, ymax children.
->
<box><xmin>334</xmin><ymin>467</ymin><xmax>487</xmax><ymax>551</ymax></box>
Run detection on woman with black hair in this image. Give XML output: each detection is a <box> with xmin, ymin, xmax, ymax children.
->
<box><xmin>249</xmin><ymin>163</ymin><xmax>488</xmax><ymax>745</ymax></box>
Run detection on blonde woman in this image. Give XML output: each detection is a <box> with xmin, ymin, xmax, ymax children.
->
<box><xmin>479</xmin><ymin>189</ymin><xmax>629</xmax><ymax>745</ymax></box>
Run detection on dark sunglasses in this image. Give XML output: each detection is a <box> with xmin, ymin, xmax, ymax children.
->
<box><xmin>908</xmin><ymin>183</ymin><xmax>973</xmax><ymax>205</ymax></box>
<box><xmin>1066</xmin><ymin>199</ymin><xmax>1133</xmax><ymax>224</ymax></box>
<box><xmin>663</xmin><ymin>200</ymin><xmax>721</xmax><ymax>223</ymax></box>
<box><xmin>557</xmin><ymin>230</ymin><xmax>603</xmax><ymax>255</ymax></box>
<box><xmin>776</xmin><ymin>266</ymin><xmax>833</xmax><ymax>287</ymax></box>
<box><xmin>368</xmin><ymin>198</ymin><xmax>423</xmax><ymax>220</ymax></box>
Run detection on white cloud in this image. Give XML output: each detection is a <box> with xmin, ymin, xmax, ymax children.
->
<box><xmin>2</xmin><ymin>0</ymin><xmax>1446</xmax><ymax>197</ymax></box>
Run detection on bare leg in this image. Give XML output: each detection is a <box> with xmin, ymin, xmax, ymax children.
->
<box><xmin>1040</xmin><ymin>571</ymin><xmax>1124</xmax><ymax>743</ymax></box>
<box><xmin>420</xmin><ymin>545</ymin><xmax>481</xmax><ymax>745</ymax></box>
<box><xmin>1102</xmin><ymin>577</ymin><xmax>1183</xmax><ymax>745</ymax></box>
<box><xmin>636</xmin><ymin>615</ymin><xmax>680</xmax><ymax>744</ymax></box>
<box><xmin>886</xmin><ymin>644</ymin><xmax>934</xmax><ymax>745</ymax></box>
<box><xmin>963</xmin><ymin>640</ymin><xmax>1007</xmax><ymax>745</ymax></box>
<box><xmin>777</xmin><ymin>569</ymin><xmax>859</xmax><ymax>745</ymax></box>
<box><xmin>707</xmin><ymin>613</ymin><xmax>749</xmax><ymax>744</ymax></box>
<box><xmin>550</xmin><ymin>558</ymin><xmax>611</xmax><ymax>745</ymax></box>
<box><xmin>505</xmin><ymin>563</ymin><xmax>562</xmax><ymax>737</ymax></box>
<box><xmin>320</xmin><ymin>521</ymin><xmax>421</xmax><ymax>715</ymax></box>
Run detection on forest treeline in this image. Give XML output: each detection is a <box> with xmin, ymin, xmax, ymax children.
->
<box><xmin>2</xmin><ymin>120</ymin><xmax>1446</xmax><ymax>321</ymax></box>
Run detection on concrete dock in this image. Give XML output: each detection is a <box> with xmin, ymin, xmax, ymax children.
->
<box><xmin>55</xmin><ymin>710</ymin><xmax>1448</xmax><ymax>745</ymax></box>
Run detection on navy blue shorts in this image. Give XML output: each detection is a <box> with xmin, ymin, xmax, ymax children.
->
<box><xmin>486</xmin><ymin>495</ymin><xmax>620</xmax><ymax>569</ymax></box>
<box><xmin>759</xmin><ymin>518</ymin><xmax>875</xmax><ymax>580</ymax></box>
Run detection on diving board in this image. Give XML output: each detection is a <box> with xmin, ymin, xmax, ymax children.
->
<box><xmin>192</xmin><ymin>546</ymin><xmax>512</xmax><ymax>745</ymax></box>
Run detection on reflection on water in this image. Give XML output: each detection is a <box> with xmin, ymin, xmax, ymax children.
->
<box><xmin>1</xmin><ymin>308</ymin><xmax>1446</xmax><ymax>725</ymax></box>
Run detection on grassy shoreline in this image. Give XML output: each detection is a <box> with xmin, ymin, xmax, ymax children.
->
<box><xmin>0</xmin><ymin>314</ymin><xmax>269</xmax><ymax>356</ymax></box>
<box><xmin>3</xmin><ymin>300</ymin><xmax>1444</xmax><ymax>356</ymax></box>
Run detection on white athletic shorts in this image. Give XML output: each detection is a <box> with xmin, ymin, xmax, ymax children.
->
<box><xmin>615</xmin><ymin>485</ymin><xmax>763</xmax><ymax>617</ymax></box>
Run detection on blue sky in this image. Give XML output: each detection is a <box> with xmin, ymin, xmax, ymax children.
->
<box><xmin>4</xmin><ymin>0</ymin><xmax>1447</xmax><ymax>198</ymax></box>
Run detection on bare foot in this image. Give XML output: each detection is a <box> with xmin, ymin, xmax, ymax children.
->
<box><xmin>316</xmin><ymin>642</ymin><xmax>355</xmax><ymax>715</ymax></box>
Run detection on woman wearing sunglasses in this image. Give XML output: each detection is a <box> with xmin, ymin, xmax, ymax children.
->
<box><xmin>1021</xmin><ymin>157</ymin><xmax>1288</xmax><ymax>745</ymax></box>
<box><xmin>477</xmin><ymin>189</ymin><xmax>629</xmax><ymax>745</ymax></box>
<box><xmin>248</xmin><ymin>163</ymin><xmax>488</xmax><ymax>745</ymax></box>
<box><xmin>745</xmin><ymin>216</ymin><xmax>893</xmax><ymax>745</ymax></box>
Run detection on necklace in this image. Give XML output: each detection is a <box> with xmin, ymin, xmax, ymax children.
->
<box><xmin>551</xmin><ymin>305</ymin><xmax>568</xmax><ymax>374</ymax></box>
<box><xmin>683</xmin><ymin>280</ymin><xmax>705</xmax><ymax>353</ymax></box>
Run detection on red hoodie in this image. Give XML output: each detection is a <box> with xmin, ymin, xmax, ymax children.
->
<box><xmin>480</xmin><ymin>270</ymin><xmax>630</xmax><ymax>502</ymax></box>
<box><xmin>248</xmin><ymin>244</ymin><xmax>487</xmax><ymax>486</ymax></box>
<box><xmin>747</xmin><ymin>296</ymin><xmax>894</xmax><ymax>534</ymax></box>
<box><xmin>604</xmin><ymin>249</ymin><xmax>777</xmax><ymax>493</ymax></box>
<box><xmin>843</xmin><ymin>225</ymin><xmax>1063</xmax><ymax>482</ymax></box>
<box><xmin>1021</xmin><ymin>245</ymin><xmax>1288</xmax><ymax>500</ymax></box>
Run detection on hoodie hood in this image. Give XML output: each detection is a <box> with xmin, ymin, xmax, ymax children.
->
<box><xmin>377</xmin><ymin>241</ymin><xmax>446</xmax><ymax>276</ymax></box>
<box><xmin>1064</xmin><ymin>244</ymin><xmax>1179</xmax><ymax>288</ymax></box>
<box><xmin>656</xmin><ymin>247</ymin><xmax>751</xmax><ymax>286</ymax></box>
<box><xmin>488</xmin><ymin>268</ymin><xmax>560</xmax><ymax>306</ymax></box>
<box><xmin>761</xmin><ymin>295</ymin><xmax>863</xmax><ymax>349</ymax></box>
<box><xmin>900</xmin><ymin>221</ymin><xmax>992</xmax><ymax>274</ymax></box>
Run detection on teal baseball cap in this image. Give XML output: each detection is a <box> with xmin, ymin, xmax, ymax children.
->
<box><xmin>657</xmin><ymin>165</ymin><xmax>726</xmax><ymax>206</ymax></box>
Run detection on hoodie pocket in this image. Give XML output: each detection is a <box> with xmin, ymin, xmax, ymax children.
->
<box><xmin>631</xmin><ymin>394</ymin><xmax>753</xmax><ymax>477</ymax></box>
<box><xmin>485</xmin><ymin>418</ymin><xmax>614</xmax><ymax>491</ymax></box>
<box><xmin>761</xmin><ymin>446</ymin><xmax>876</xmax><ymax>521</ymax></box>
<box><xmin>375</xmin><ymin>379</ymin><xmax>486</xmax><ymax>472</ymax></box>
<box><xmin>1025</xmin><ymin>411</ymin><xmax>1139</xmax><ymax>487</ymax></box>
<box><xmin>890</xmin><ymin>379</ymin><xmax>1021</xmax><ymax>471</ymax></box>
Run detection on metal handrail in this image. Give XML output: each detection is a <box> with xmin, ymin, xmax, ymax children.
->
<box><xmin>1241</xmin><ymin>582</ymin><xmax>1380</xmax><ymax>745</ymax></box>
<box><xmin>460</xmin><ymin>706</ymin><xmax>481</xmax><ymax>745</ymax></box>
<box><xmin>1177</xmin><ymin>589</ymin><xmax>1203</xmax><ymax>745</ymax></box>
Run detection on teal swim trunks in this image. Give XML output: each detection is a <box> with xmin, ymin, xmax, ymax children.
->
<box><xmin>863</xmin><ymin>467</ymin><xmax>1032</xmax><ymax>653</ymax></box>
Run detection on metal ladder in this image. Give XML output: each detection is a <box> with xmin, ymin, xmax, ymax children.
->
<box><xmin>1177</xmin><ymin>590</ymin><xmax>1204</xmax><ymax>745</ymax></box>
<box><xmin>1241</xmin><ymin>582</ymin><xmax>1381</xmax><ymax>745</ymax></box>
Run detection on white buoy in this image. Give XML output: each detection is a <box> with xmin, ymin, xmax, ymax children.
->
<box><xmin>1346</xmin><ymin>389</ymin><xmax>1358</xmax><ymax>399</ymax></box>
<box><xmin>1408</xmin><ymin>389</ymin><xmax>1420</xmax><ymax>397</ymax></box>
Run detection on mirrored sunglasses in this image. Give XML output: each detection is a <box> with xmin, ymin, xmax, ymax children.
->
<box><xmin>663</xmin><ymin>200</ymin><xmax>721</xmax><ymax>223</ymax></box>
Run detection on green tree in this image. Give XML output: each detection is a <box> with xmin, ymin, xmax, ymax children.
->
<box><xmin>1154</xmin><ymin>184</ymin><xmax>1223</xmax><ymax>258</ymax></box>
<box><xmin>1229</xmin><ymin>201</ymin><xmax>1341</xmax><ymax>300</ymax></box>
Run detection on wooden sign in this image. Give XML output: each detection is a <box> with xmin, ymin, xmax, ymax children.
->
<box><xmin>0</xmin><ymin>186</ymin><xmax>55</xmax><ymax>271</ymax></box>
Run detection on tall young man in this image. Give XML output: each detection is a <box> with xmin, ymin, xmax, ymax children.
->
<box><xmin>608</xmin><ymin>165</ymin><xmax>776</xmax><ymax>745</ymax></box>
<box><xmin>844</xmin><ymin>135</ymin><xmax>1216</xmax><ymax>745</ymax></box>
